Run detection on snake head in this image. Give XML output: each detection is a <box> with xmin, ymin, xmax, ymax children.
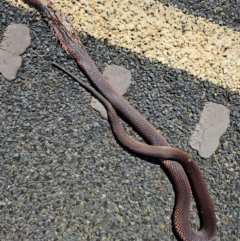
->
<box><xmin>22</xmin><ymin>0</ymin><xmax>53</xmax><ymax>14</ymax></box>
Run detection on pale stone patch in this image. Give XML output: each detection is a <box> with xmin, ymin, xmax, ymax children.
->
<box><xmin>90</xmin><ymin>65</ymin><xmax>131</xmax><ymax>119</ymax></box>
<box><xmin>0</xmin><ymin>23</ymin><xmax>31</xmax><ymax>80</ymax></box>
<box><xmin>189</xmin><ymin>102</ymin><xmax>230</xmax><ymax>158</ymax></box>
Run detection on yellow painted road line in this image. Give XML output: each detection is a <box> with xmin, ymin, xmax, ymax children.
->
<box><xmin>11</xmin><ymin>0</ymin><xmax>240</xmax><ymax>91</ymax></box>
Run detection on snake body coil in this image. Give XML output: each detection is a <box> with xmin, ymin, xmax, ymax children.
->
<box><xmin>23</xmin><ymin>1</ymin><xmax>217</xmax><ymax>240</ymax></box>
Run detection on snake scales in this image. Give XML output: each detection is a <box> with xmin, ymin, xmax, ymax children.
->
<box><xmin>23</xmin><ymin>0</ymin><xmax>217</xmax><ymax>240</ymax></box>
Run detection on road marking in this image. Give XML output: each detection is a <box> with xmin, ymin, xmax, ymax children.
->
<box><xmin>11</xmin><ymin>0</ymin><xmax>240</xmax><ymax>91</ymax></box>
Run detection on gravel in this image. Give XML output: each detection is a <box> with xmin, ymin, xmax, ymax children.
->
<box><xmin>0</xmin><ymin>1</ymin><xmax>240</xmax><ymax>241</ymax></box>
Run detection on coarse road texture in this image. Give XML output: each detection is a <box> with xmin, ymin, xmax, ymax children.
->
<box><xmin>0</xmin><ymin>0</ymin><xmax>239</xmax><ymax>241</ymax></box>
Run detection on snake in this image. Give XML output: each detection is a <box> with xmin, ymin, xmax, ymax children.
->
<box><xmin>23</xmin><ymin>0</ymin><xmax>217</xmax><ymax>240</ymax></box>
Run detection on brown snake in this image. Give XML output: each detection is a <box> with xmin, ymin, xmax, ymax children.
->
<box><xmin>23</xmin><ymin>0</ymin><xmax>217</xmax><ymax>240</ymax></box>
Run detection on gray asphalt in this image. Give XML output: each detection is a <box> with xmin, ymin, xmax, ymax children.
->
<box><xmin>0</xmin><ymin>1</ymin><xmax>239</xmax><ymax>240</ymax></box>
